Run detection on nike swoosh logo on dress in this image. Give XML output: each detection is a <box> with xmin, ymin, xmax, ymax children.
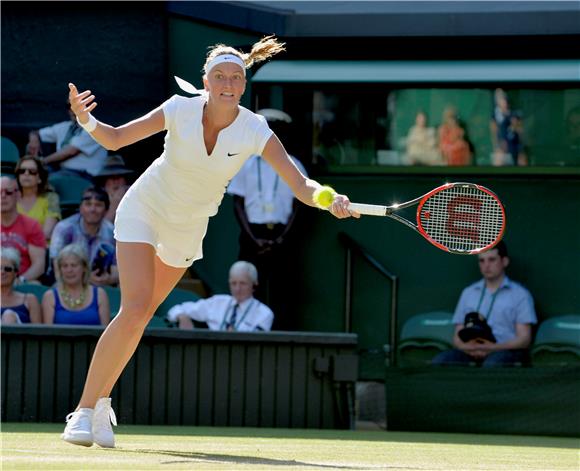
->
<box><xmin>227</xmin><ymin>152</ymin><xmax>240</xmax><ymax>157</ymax></box>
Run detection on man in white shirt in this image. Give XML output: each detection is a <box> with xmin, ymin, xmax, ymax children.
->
<box><xmin>227</xmin><ymin>109</ymin><xmax>306</xmax><ymax>329</ymax></box>
<box><xmin>27</xmin><ymin>98</ymin><xmax>108</xmax><ymax>180</ymax></box>
<box><xmin>167</xmin><ymin>261</ymin><xmax>273</xmax><ymax>332</ymax></box>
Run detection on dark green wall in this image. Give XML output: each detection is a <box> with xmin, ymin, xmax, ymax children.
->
<box><xmin>301</xmin><ymin>175</ymin><xmax>580</xmax><ymax>327</ymax></box>
<box><xmin>1</xmin><ymin>2</ymin><xmax>166</xmax><ymax>130</ymax></box>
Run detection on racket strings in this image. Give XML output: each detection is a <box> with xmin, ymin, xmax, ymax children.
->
<box><xmin>419</xmin><ymin>186</ymin><xmax>504</xmax><ymax>253</ymax></box>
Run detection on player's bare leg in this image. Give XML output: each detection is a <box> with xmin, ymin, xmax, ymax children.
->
<box><xmin>62</xmin><ymin>242</ymin><xmax>186</xmax><ymax>447</ymax></box>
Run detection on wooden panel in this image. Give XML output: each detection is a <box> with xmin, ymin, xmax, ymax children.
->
<box><xmin>320</xmin><ymin>348</ymin><xmax>337</xmax><ymax>429</ymax></box>
<box><xmin>166</xmin><ymin>343</ymin><xmax>184</xmax><ymax>425</ymax></box>
<box><xmin>213</xmin><ymin>344</ymin><xmax>230</xmax><ymax>426</ymax></box>
<box><xmin>71</xmin><ymin>341</ymin><xmax>89</xmax><ymax>411</ymax></box>
<box><xmin>229</xmin><ymin>344</ymin><xmax>246</xmax><ymax>427</ymax></box>
<box><xmin>134</xmin><ymin>343</ymin><xmax>152</xmax><ymax>424</ymax></box>
<box><xmin>181</xmin><ymin>343</ymin><xmax>199</xmax><ymax>425</ymax></box>
<box><xmin>243</xmin><ymin>344</ymin><xmax>261</xmax><ymax>427</ymax></box>
<box><xmin>259</xmin><ymin>344</ymin><xmax>276</xmax><ymax>427</ymax></box>
<box><xmin>38</xmin><ymin>339</ymin><xmax>56</xmax><ymax>422</ymax></box>
<box><xmin>5</xmin><ymin>339</ymin><xmax>24</xmax><ymax>422</ymax></box>
<box><xmin>151</xmin><ymin>343</ymin><xmax>168</xmax><ymax>425</ymax></box>
<box><xmin>117</xmin><ymin>355</ymin><xmax>136</xmax><ymax>424</ymax></box>
<box><xmin>275</xmin><ymin>345</ymin><xmax>291</xmax><ymax>428</ymax></box>
<box><xmin>197</xmin><ymin>344</ymin><xmax>215</xmax><ymax>425</ymax></box>
<box><xmin>290</xmin><ymin>346</ymin><xmax>307</xmax><ymax>428</ymax></box>
<box><xmin>1</xmin><ymin>327</ymin><xmax>357</xmax><ymax>429</ymax></box>
<box><xmin>54</xmin><ymin>340</ymin><xmax>73</xmax><ymax>421</ymax></box>
<box><xmin>22</xmin><ymin>339</ymin><xmax>40</xmax><ymax>421</ymax></box>
<box><xmin>306</xmin><ymin>347</ymin><xmax>323</xmax><ymax>428</ymax></box>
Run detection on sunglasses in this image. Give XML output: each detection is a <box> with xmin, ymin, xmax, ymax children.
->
<box><xmin>0</xmin><ymin>189</ymin><xmax>18</xmax><ymax>196</ymax></box>
<box><xmin>1</xmin><ymin>266</ymin><xmax>17</xmax><ymax>273</ymax></box>
<box><xmin>17</xmin><ymin>168</ymin><xmax>39</xmax><ymax>176</ymax></box>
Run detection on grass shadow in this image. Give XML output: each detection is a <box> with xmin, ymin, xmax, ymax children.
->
<box><xmin>114</xmin><ymin>448</ymin><xmax>375</xmax><ymax>469</ymax></box>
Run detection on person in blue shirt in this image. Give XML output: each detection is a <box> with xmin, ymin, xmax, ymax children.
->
<box><xmin>432</xmin><ymin>241</ymin><xmax>537</xmax><ymax>367</ymax></box>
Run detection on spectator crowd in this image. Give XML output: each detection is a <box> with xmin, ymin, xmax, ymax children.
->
<box><xmin>1</xmin><ymin>105</ymin><xmax>133</xmax><ymax>326</ymax></box>
<box><xmin>1</xmin><ymin>102</ymin><xmax>280</xmax><ymax>330</ymax></box>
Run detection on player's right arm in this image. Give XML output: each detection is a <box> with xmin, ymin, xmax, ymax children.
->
<box><xmin>68</xmin><ymin>83</ymin><xmax>165</xmax><ymax>151</ymax></box>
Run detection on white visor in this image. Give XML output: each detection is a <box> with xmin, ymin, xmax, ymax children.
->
<box><xmin>205</xmin><ymin>54</ymin><xmax>246</xmax><ymax>75</ymax></box>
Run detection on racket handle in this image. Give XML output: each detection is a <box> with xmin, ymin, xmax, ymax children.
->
<box><xmin>347</xmin><ymin>202</ymin><xmax>388</xmax><ymax>216</ymax></box>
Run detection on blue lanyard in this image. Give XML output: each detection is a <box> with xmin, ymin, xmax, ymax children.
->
<box><xmin>476</xmin><ymin>286</ymin><xmax>500</xmax><ymax>321</ymax></box>
<box><xmin>220</xmin><ymin>299</ymin><xmax>255</xmax><ymax>331</ymax></box>
<box><xmin>257</xmin><ymin>157</ymin><xmax>279</xmax><ymax>198</ymax></box>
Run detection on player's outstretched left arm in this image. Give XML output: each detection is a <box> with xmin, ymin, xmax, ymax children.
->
<box><xmin>68</xmin><ymin>83</ymin><xmax>165</xmax><ymax>152</ymax></box>
<box><xmin>261</xmin><ymin>134</ymin><xmax>360</xmax><ymax>219</ymax></box>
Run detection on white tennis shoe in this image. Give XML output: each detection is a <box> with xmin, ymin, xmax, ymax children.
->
<box><xmin>61</xmin><ymin>408</ymin><xmax>94</xmax><ymax>447</ymax></box>
<box><xmin>93</xmin><ymin>397</ymin><xmax>117</xmax><ymax>448</ymax></box>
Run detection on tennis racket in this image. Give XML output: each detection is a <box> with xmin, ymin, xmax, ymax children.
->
<box><xmin>325</xmin><ymin>182</ymin><xmax>505</xmax><ymax>255</ymax></box>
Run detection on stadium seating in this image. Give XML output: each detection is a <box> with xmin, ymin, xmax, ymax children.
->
<box><xmin>1</xmin><ymin>136</ymin><xmax>20</xmax><ymax>174</ymax></box>
<box><xmin>14</xmin><ymin>283</ymin><xmax>49</xmax><ymax>301</ymax></box>
<box><xmin>397</xmin><ymin>311</ymin><xmax>455</xmax><ymax>367</ymax></box>
<box><xmin>48</xmin><ymin>174</ymin><xmax>92</xmax><ymax>218</ymax></box>
<box><xmin>103</xmin><ymin>285</ymin><xmax>121</xmax><ymax>318</ymax></box>
<box><xmin>532</xmin><ymin>314</ymin><xmax>580</xmax><ymax>366</ymax></box>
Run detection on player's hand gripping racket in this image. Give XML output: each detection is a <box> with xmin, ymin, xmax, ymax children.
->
<box><xmin>314</xmin><ymin>182</ymin><xmax>505</xmax><ymax>255</ymax></box>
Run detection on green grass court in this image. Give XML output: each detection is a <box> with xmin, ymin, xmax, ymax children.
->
<box><xmin>2</xmin><ymin>423</ymin><xmax>578</xmax><ymax>470</ymax></box>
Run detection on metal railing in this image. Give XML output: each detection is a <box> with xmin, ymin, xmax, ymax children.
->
<box><xmin>338</xmin><ymin>232</ymin><xmax>399</xmax><ymax>366</ymax></box>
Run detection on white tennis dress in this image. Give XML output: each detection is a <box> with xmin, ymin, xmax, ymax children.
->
<box><xmin>114</xmin><ymin>95</ymin><xmax>273</xmax><ymax>267</ymax></box>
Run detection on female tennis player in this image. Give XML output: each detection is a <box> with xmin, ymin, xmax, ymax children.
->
<box><xmin>62</xmin><ymin>36</ymin><xmax>359</xmax><ymax>448</ymax></box>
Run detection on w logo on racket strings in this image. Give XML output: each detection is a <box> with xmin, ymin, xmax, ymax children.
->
<box><xmin>446</xmin><ymin>196</ymin><xmax>482</xmax><ymax>243</ymax></box>
<box><xmin>346</xmin><ymin>182</ymin><xmax>505</xmax><ymax>255</ymax></box>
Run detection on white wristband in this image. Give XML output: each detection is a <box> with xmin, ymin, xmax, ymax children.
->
<box><xmin>76</xmin><ymin>113</ymin><xmax>98</xmax><ymax>133</ymax></box>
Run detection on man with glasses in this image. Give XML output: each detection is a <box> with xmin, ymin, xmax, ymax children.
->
<box><xmin>50</xmin><ymin>187</ymin><xmax>118</xmax><ymax>286</ymax></box>
<box><xmin>0</xmin><ymin>176</ymin><xmax>46</xmax><ymax>283</ymax></box>
<box><xmin>26</xmin><ymin>98</ymin><xmax>108</xmax><ymax>180</ymax></box>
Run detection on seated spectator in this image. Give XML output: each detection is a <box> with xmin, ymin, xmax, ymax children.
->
<box><xmin>167</xmin><ymin>261</ymin><xmax>274</xmax><ymax>332</ymax></box>
<box><xmin>15</xmin><ymin>155</ymin><xmax>61</xmax><ymax>241</ymax></box>
<box><xmin>404</xmin><ymin>111</ymin><xmax>442</xmax><ymax>166</ymax></box>
<box><xmin>94</xmin><ymin>154</ymin><xmax>133</xmax><ymax>223</ymax></box>
<box><xmin>1</xmin><ymin>176</ymin><xmax>46</xmax><ymax>284</ymax></box>
<box><xmin>438</xmin><ymin>107</ymin><xmax>472</xmax><ymax>166</ymax></box>
<box><xmin>432</xmin><ymin>241</ymin><xmax>537</xmax><ymax>367</ymax></box>
<box><xmin>27</xmin><ymin>97</ymin><xmax>107</xmax><ymax>180</ymax></box>
<box><xmin>1</xmin><ymin>247</ymin><xmax>42</xmax><ymax>324</ymax></box>
<box><xmin>42</xmin><ymin>244</ymin><xmax>110</xmax><ymax>326</ymax></box>
<box><xmin>50</xmin><ymin>186</ymin><xmax>118</xmax><ymax>286</ymax></box>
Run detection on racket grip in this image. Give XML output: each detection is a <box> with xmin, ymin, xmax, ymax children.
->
<box><xmin>347</xmin><ymin>202</ymin><xmax>388</xmax><ymax>216</ymax></box>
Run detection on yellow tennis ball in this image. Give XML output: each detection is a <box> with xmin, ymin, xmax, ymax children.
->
<box><xmin>313</xmin><ymin>186</ymin><xmax>336</xmax><ymax>209</ymax></box>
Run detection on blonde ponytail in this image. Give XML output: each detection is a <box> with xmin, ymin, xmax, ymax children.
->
<box><xmin>243</xmin><ymin>35</ymin><xmax>286</xmax><ymax>68</ymax></box>
<box><xmin>204</xmin><ymin>35</ymin><xmax>285</xmax><ymax>74</ymax></box>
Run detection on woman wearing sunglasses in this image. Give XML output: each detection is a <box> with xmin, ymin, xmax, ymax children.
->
<box><xmin>15</xmin><ymin>155</ymin><xmax>62</xmax><ymax>241</ymax></box>
<box><xmin>0</xmin><ymin>247</ymin><xmax>42</xmax><ymax>324</ymax></box>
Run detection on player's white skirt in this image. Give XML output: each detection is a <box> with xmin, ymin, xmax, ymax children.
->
<box><xmin>114</xmin><ymin>191</ymin><xmax>209</xmax><ymax>268</ymax></box>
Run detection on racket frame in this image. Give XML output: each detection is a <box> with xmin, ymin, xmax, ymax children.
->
<box><xmin>347</xmin><ymin>182</ymin><xmax>506</xmax><ymax>255</ymax></box>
